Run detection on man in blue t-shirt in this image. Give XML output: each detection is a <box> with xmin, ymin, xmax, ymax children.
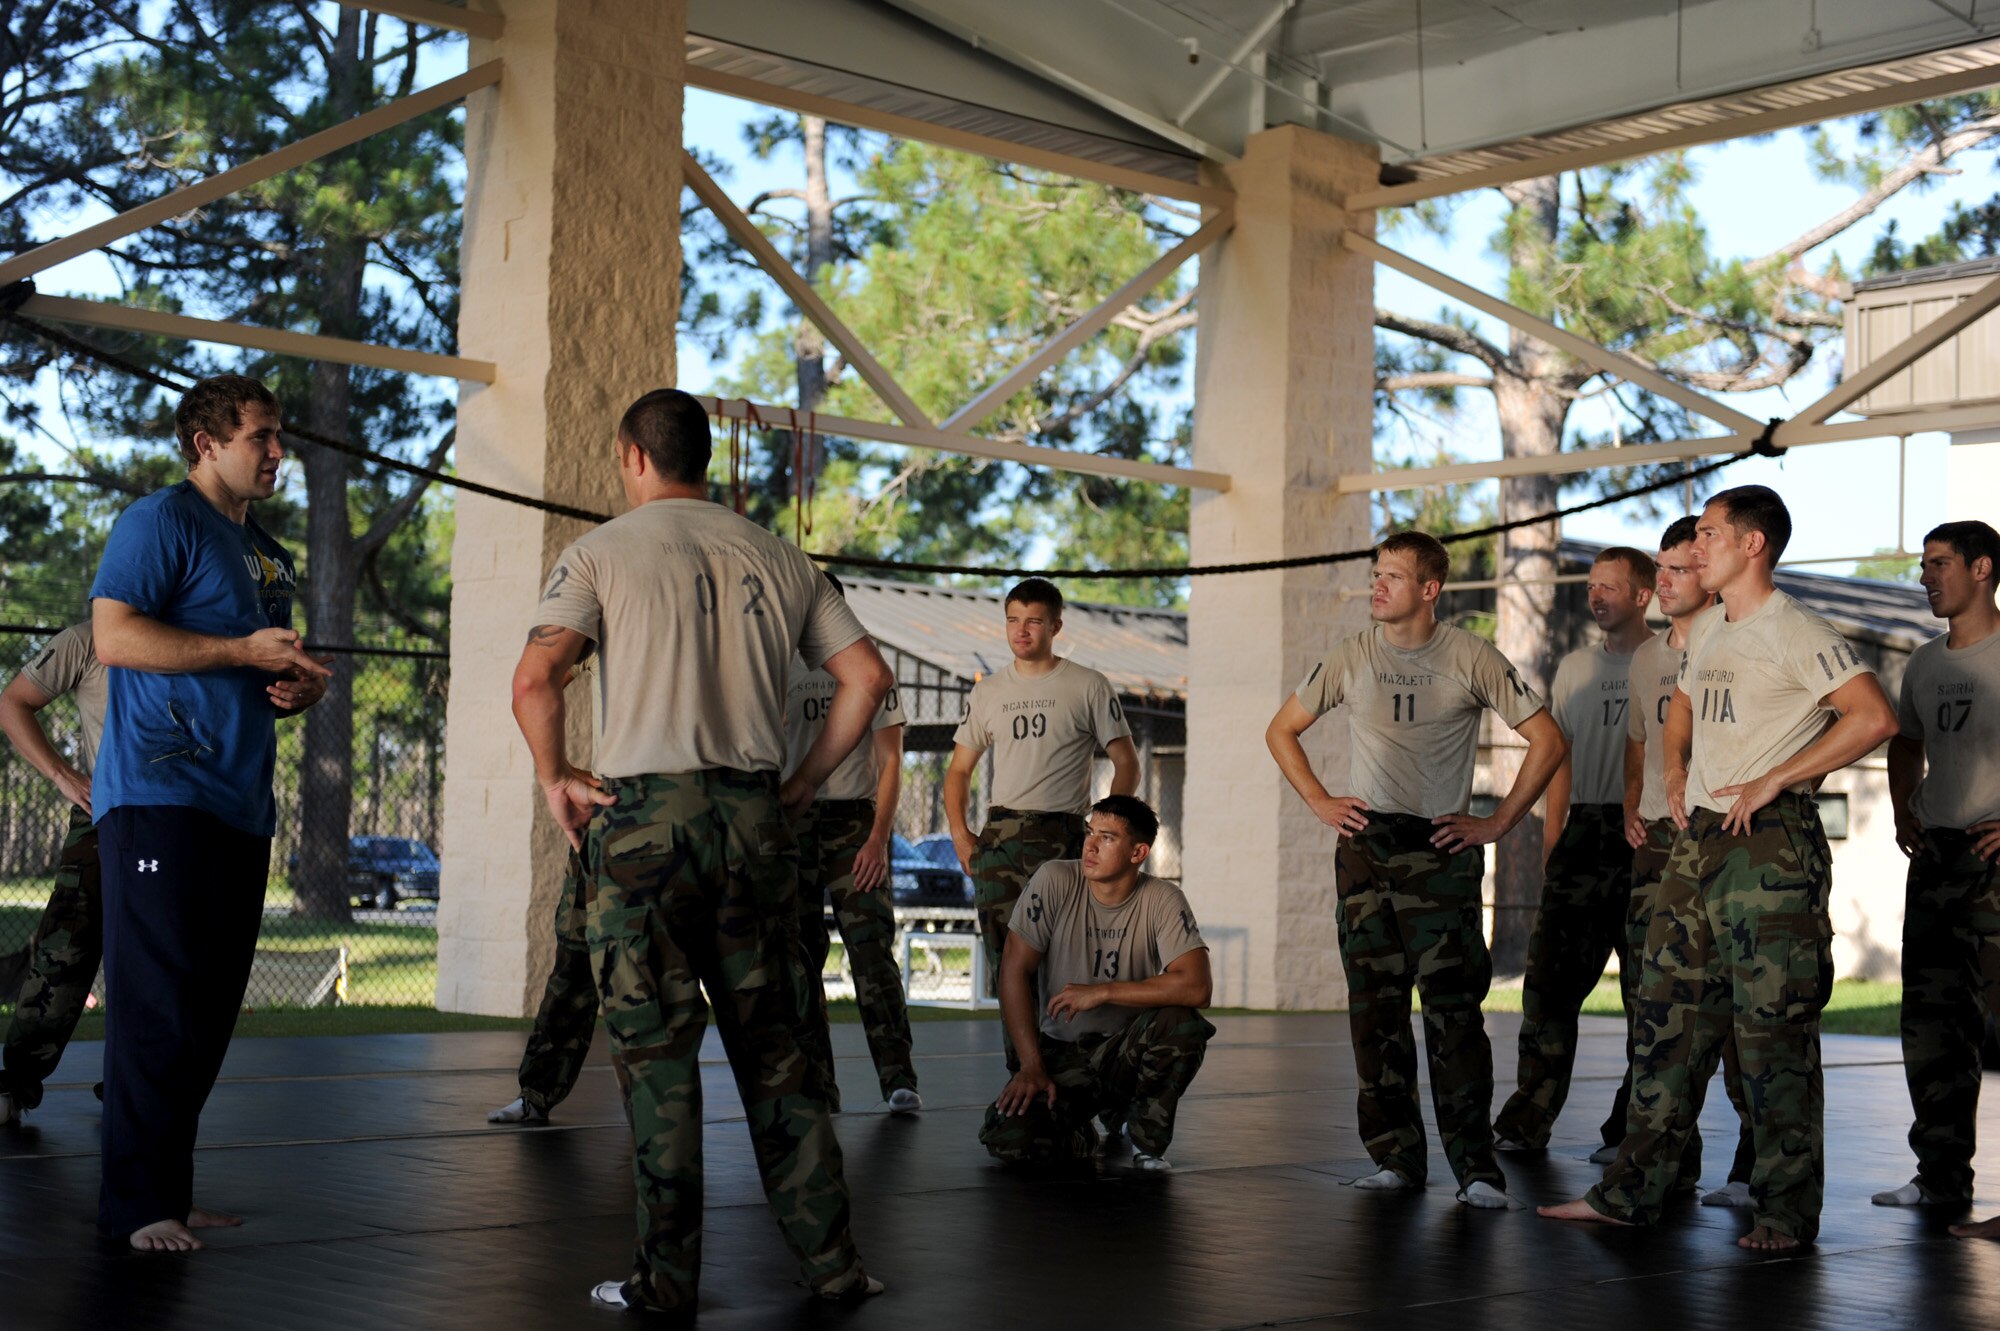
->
<box><xmin>88</xmin><ymin>374</ymin><xmax>330</xmax><ymax>1252</ymax></box>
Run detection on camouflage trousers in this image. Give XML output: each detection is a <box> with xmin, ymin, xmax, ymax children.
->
<box><xmin>1898</xmin><ymin>826</ymin><xmax>2000</xmax><ymax>1202</ymax></box>
<box><xmin>1616</xmin><ymin>818</ymin><xmax>1755</xmax><ymax>1186</ymax></box>
<box><xmin>515</xmin><ymin>849</ymin><xmax>598</xmax><ymax>1115</ymax></box>
<box><xmin>1494</xmin><ymin>804</ymin><xmax>1635</xmax><ymax>1149</ymax></box>
<box><xmin>794</xmin><ymin>798</ymin><xmax>918</xmax><ymax>1110</ymax></box>
<box><xmin>1336</xmin><ymin>812</ymin><xmax>1502</xmax><ymax>1190</ymax></box>
<box><xmin>978</xmin><ymin>1006</ymin><xmax>1215</xmax><ymax>1163</ymax></box>
<box><xmin>0</xmin><ymin>806</ymin><xmax>102</xmax><ymax>1110</ymax></box>
<box><xmin>588</xmin><ymin>769</ymin><xmax>867</xmax><ymax>1312</ymax></box>
<box><xmin>972</xmin><ymin>807</ymin><xmax>1086</xmax><ymax>998</ymax></box>
<box><xmin>1588</xmin><ymin>795</ymin><xmax>1835</xmax><ymax>1241</ymax></box>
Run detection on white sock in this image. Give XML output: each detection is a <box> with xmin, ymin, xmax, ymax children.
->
<box><xmin>487</xmin><ymin>1096</ymin><xmax>546</xmax><ymax>1124</ymax></box>
<box><xmin>1871</xmin><ymin>1180</ymin><xmax>1946</xmax><ymax>1207</ymax></box>
<box><xmin>887</xmin><ymin>1088</ymin><xmax>922</xmax><ymax>1114</ymax></box>
<box><xmin>1131</xmin><ymin>1151</ymin><xmax>1172</xmax><ymax>1172</ymax></box>
<box><xmin>589</xmin><ymin>1281</ymin><xmax>630</xmax><ymax>1308</ymax></box>
<box><xmin>1588</xmin><ymin>1143</ymin><xmax>1619</xmax><ymax>1165</ymax></box>
<box><xmin>1701</xmin><ymin>1180</ymin><xmax>1753</xmax><ymax>1208</ymax></box>
<box><xmin>1352</xmin><ymin>1167</ymin><xmax>1417</xmax><ymax>1191</ymax></box>
<box><xmin>1458</xmin><ymin>1180</ymin><xmax>1509</xmax><ymax>1209</ymax></box>
<box><xmin>817</xmin><ymin>1275</ymin><xmax>886</xmax><ymax>1302</ymax></box>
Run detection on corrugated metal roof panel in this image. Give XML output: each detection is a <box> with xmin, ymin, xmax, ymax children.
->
<box><xmin>842</xmin><ymin>578</ymin><xmax>1189</xmax><ymax>702</ymax></box>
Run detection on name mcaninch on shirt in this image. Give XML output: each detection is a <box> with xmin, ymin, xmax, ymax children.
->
<box><xmin>1695</xmin><ymin>667</ymin><xmax>1735</xmax><ymax>683</ymax></box>
<box><xmin>1376</xmin><ymin>671</ymin><xmax>1436</xmax><ymax>687</ymax></box>
<box><xmin>1001</xmin><ymin>699</ymin><xmax>1056</xmax><ymax>712</ymax></box>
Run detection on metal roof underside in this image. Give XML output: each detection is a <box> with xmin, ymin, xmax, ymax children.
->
<box><xmin>841</xmin><ymin>577</ymin><xmax>1191</xmax><ymax>701</ymax></box>
<box><xmin>689</xmin><ymin>0</ymin><xmax>2000</xmax><ymax>191</ymax></box>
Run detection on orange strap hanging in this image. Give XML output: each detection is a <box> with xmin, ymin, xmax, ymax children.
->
<box><xmin>789</xmin><ymin>408</ymin><xmax>817</xmax><ymax>546</ymax></box>
<box><xmin>733</xmin><ymin>399</ymin><xmax>765</xmax><ymax>516</ymax></box>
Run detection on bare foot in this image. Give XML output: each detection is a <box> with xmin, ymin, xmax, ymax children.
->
<box><xmin>1537</xmin><ymin>1197</ymin><xmax>1633</xmax><ymax>1226</ymax></box>
<box><xmin>1737</xmin><ymin>1224</ymin><xmax>1802</xmax><ymax>1251</ymax></box>
<box><xmin>187</xmin><ymin>1207</ymin><xmax>243</xmax><ymax>1229</ymax></box>
<box><xmin>129</xmin><ymin>1219</ymin><xmax>202</xmax><ymax>1252</ymax></box>
<box><xmin>1950</xmin><ymin>1215</ymin><xmax>2000</xmax><ymax>1239</ymax></box>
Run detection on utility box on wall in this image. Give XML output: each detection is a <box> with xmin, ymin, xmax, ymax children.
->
<box><xmin>1843</xmin><ymin>257</ymin><xmax>2000</xmax><ymax>416</ymax></box>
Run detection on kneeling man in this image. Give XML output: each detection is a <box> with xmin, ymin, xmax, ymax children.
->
<box><xmin>980</xmin><ymin>795</ymin><xmax>1212</xmax><ymax>1170</ymax></box>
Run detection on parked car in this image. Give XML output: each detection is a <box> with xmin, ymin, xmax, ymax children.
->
<box><xmin>289</xmin><ymin>836</ymin><xmax>441</xmax><ymax>910</ymax></box>
<box><xmin>888</xmin><ymin>834</ymin><xmax>972</xmax><ymax>908</ymax></box>
<box><xmin>909</xmin><ymin>833</ymin><xmax>963</xmax><ymax>870</ymax></box>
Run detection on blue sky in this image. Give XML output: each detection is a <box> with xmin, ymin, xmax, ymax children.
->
<box><xmin>14</xmin><ymin>67</ymin><xmax>1996</xmax><ymax>575</ymax></box>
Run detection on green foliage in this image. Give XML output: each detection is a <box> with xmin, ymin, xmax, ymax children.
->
<box><xmin>1853</xmin><ymin>547</ymin><xmax>1919</xmax><ymax>583</ymax></box>
<box><xmin>0</xmin><ymin>3</ymin><xmax>464</xmax><ymax>624</ymax></box>
<box><xmin>692</xmin><ymin>127</ymin><xmax>1197</xmax><ymax>605</ymax></box>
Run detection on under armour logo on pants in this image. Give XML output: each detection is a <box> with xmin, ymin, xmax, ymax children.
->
<box><xmin>137</xmin><ymin>859</ymin><xmax>159</xmax><ymax>872</ymax></box>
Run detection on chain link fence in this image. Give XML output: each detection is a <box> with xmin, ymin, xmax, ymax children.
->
<box><xmin>0</xmin><ymin>625</ymin><xmax>447</xmax><ymax>1014</ymax></box>
<box><xmin>3</xmin><ymin>622</ymin><xmax>1186</xmax><ymax>1017</ymax></box>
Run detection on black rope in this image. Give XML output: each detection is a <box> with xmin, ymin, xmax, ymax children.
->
<box><xmin>809</xmin><ymin>449</ymin><xmax>1749</xmax><ymax>580</ymax></box>
<box><xmin>1</xmin><ymin>280</ymin><xmax>1758</xmax><ymax>582</ymax></box>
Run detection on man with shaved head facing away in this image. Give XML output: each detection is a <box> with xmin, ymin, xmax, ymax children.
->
<box><xmin>515</xmin><ymin>387</ymin><xmax>891</xmax><ymax>1313</ymax></box>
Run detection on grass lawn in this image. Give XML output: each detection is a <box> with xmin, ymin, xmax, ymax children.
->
<box><xmin>6</xmin><ymin>888</ymin><xmax>1907</xmax><ymax>1039</ymax></box>
<box><xmin>1480</xmin><ymin>977</ymin><xmax>1902</xmax><ymax>1037</ymax></box>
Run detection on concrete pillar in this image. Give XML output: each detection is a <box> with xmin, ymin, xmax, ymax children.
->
<box><xmin>436</xmin><ymin>0</ymin><xmax>686</xmax><ymax>1015</ymax></box>
<box><xmin>1181</xmin><ymin>125</ymin><xmax>1377</xmax><ymax>1011</ymax></box>
<box><xmin>1947</xmin><ymin>432</ymin><xmax>2000</xmax><ymax>530</ymax></box>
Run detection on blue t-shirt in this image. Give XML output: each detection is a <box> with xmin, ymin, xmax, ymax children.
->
<box><xmin>88</xmin><ymin>481</ymin><xmax>299</xmax><ymax>836</ymax></box>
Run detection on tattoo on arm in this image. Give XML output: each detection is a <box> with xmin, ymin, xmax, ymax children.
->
<box><xmin>526</xmin><ymin>625</ymin><xmax>566</xmax><ymax>647</ymax></box>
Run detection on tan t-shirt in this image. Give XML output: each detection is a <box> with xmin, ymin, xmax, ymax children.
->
<box><xmin>1008</xmin><ymin>860</ymin><xmax>1206</xmax><ymax>1043</ymax></box>
<box><xmin>1681</xmin><ymin>592</ymin><xmax>1874</xmax><ymax>814</ymax></box>
<box><xmin>1899</xmin><ymin>629</ymin><xmax>2000</xmax><ymax>830</ymax></box>
<box><xmin>536</xmin><ymin>500</ymin><xmax>868</xmax><ymax>778</ymax></box>
<box><xmin>783</xmin><ymin>653</ymin><xmax>907</xmax><ymax>803</ymax></box>
<box><xmin>17</xmin><ymin>622</ymin><xmax>107</xmax><ymax>776</ymax></box>
<box><xmin>1295</xmin><ymin>622</ymin><xmax>1546</xmax><ymax>818</ymax></box>
<box><xmin>1626</xmin><ymin>630</ymin><xmax>1686</xmax><ymax>823</ymax></box>
<box><xmin>1551</xmin><ymin>640</ymin><xmax>1644</xmax><ymax>806</ymax></box>
<box><xmin>952</xmin><ymin>659</ymin><xmax>1131</xmax><ymax>815</ymax></box>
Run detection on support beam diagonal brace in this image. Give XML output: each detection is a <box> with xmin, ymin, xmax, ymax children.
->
<box><xmin>681</xmin><ymin>150</ymin><xmax>936</xmax><ymax>431</ymax></box>
<box><xmin>698</xmin><ymin>396</ymin><xmax>1231</xmax><ymax>492</ymax></box>
<box><xmin>1333</xmin><ymin>402</ymin><xmax>2000</xmax><ymax>493</ymax></box>
<box><xmin>942</xmin><ymin>209</ymin><xmax>1233</xmax><ymax>432</ymax></box>
<box><xmin>1176</xmin><ymin>0</ymin><xmax>1294</xmax><ymax>126</ymax></box>
<box><xmin>1347</xmin><ymin>231</ymin><xmax>1765</xmax><ymax>435</ymax></box>
<box><xmin>0</xmin><ymin>62</ymin><xmax>503</xmax><ymax>288</ymax></box>
<box><xmin>1780</xmin><ymin>269</ymin><xmax>2000</xmax><ymax>431</ymax></box>
<box><xmin>19</xmin><ymin>294</ymin><xmax>496</xmax><ymax>383</ymax></box>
